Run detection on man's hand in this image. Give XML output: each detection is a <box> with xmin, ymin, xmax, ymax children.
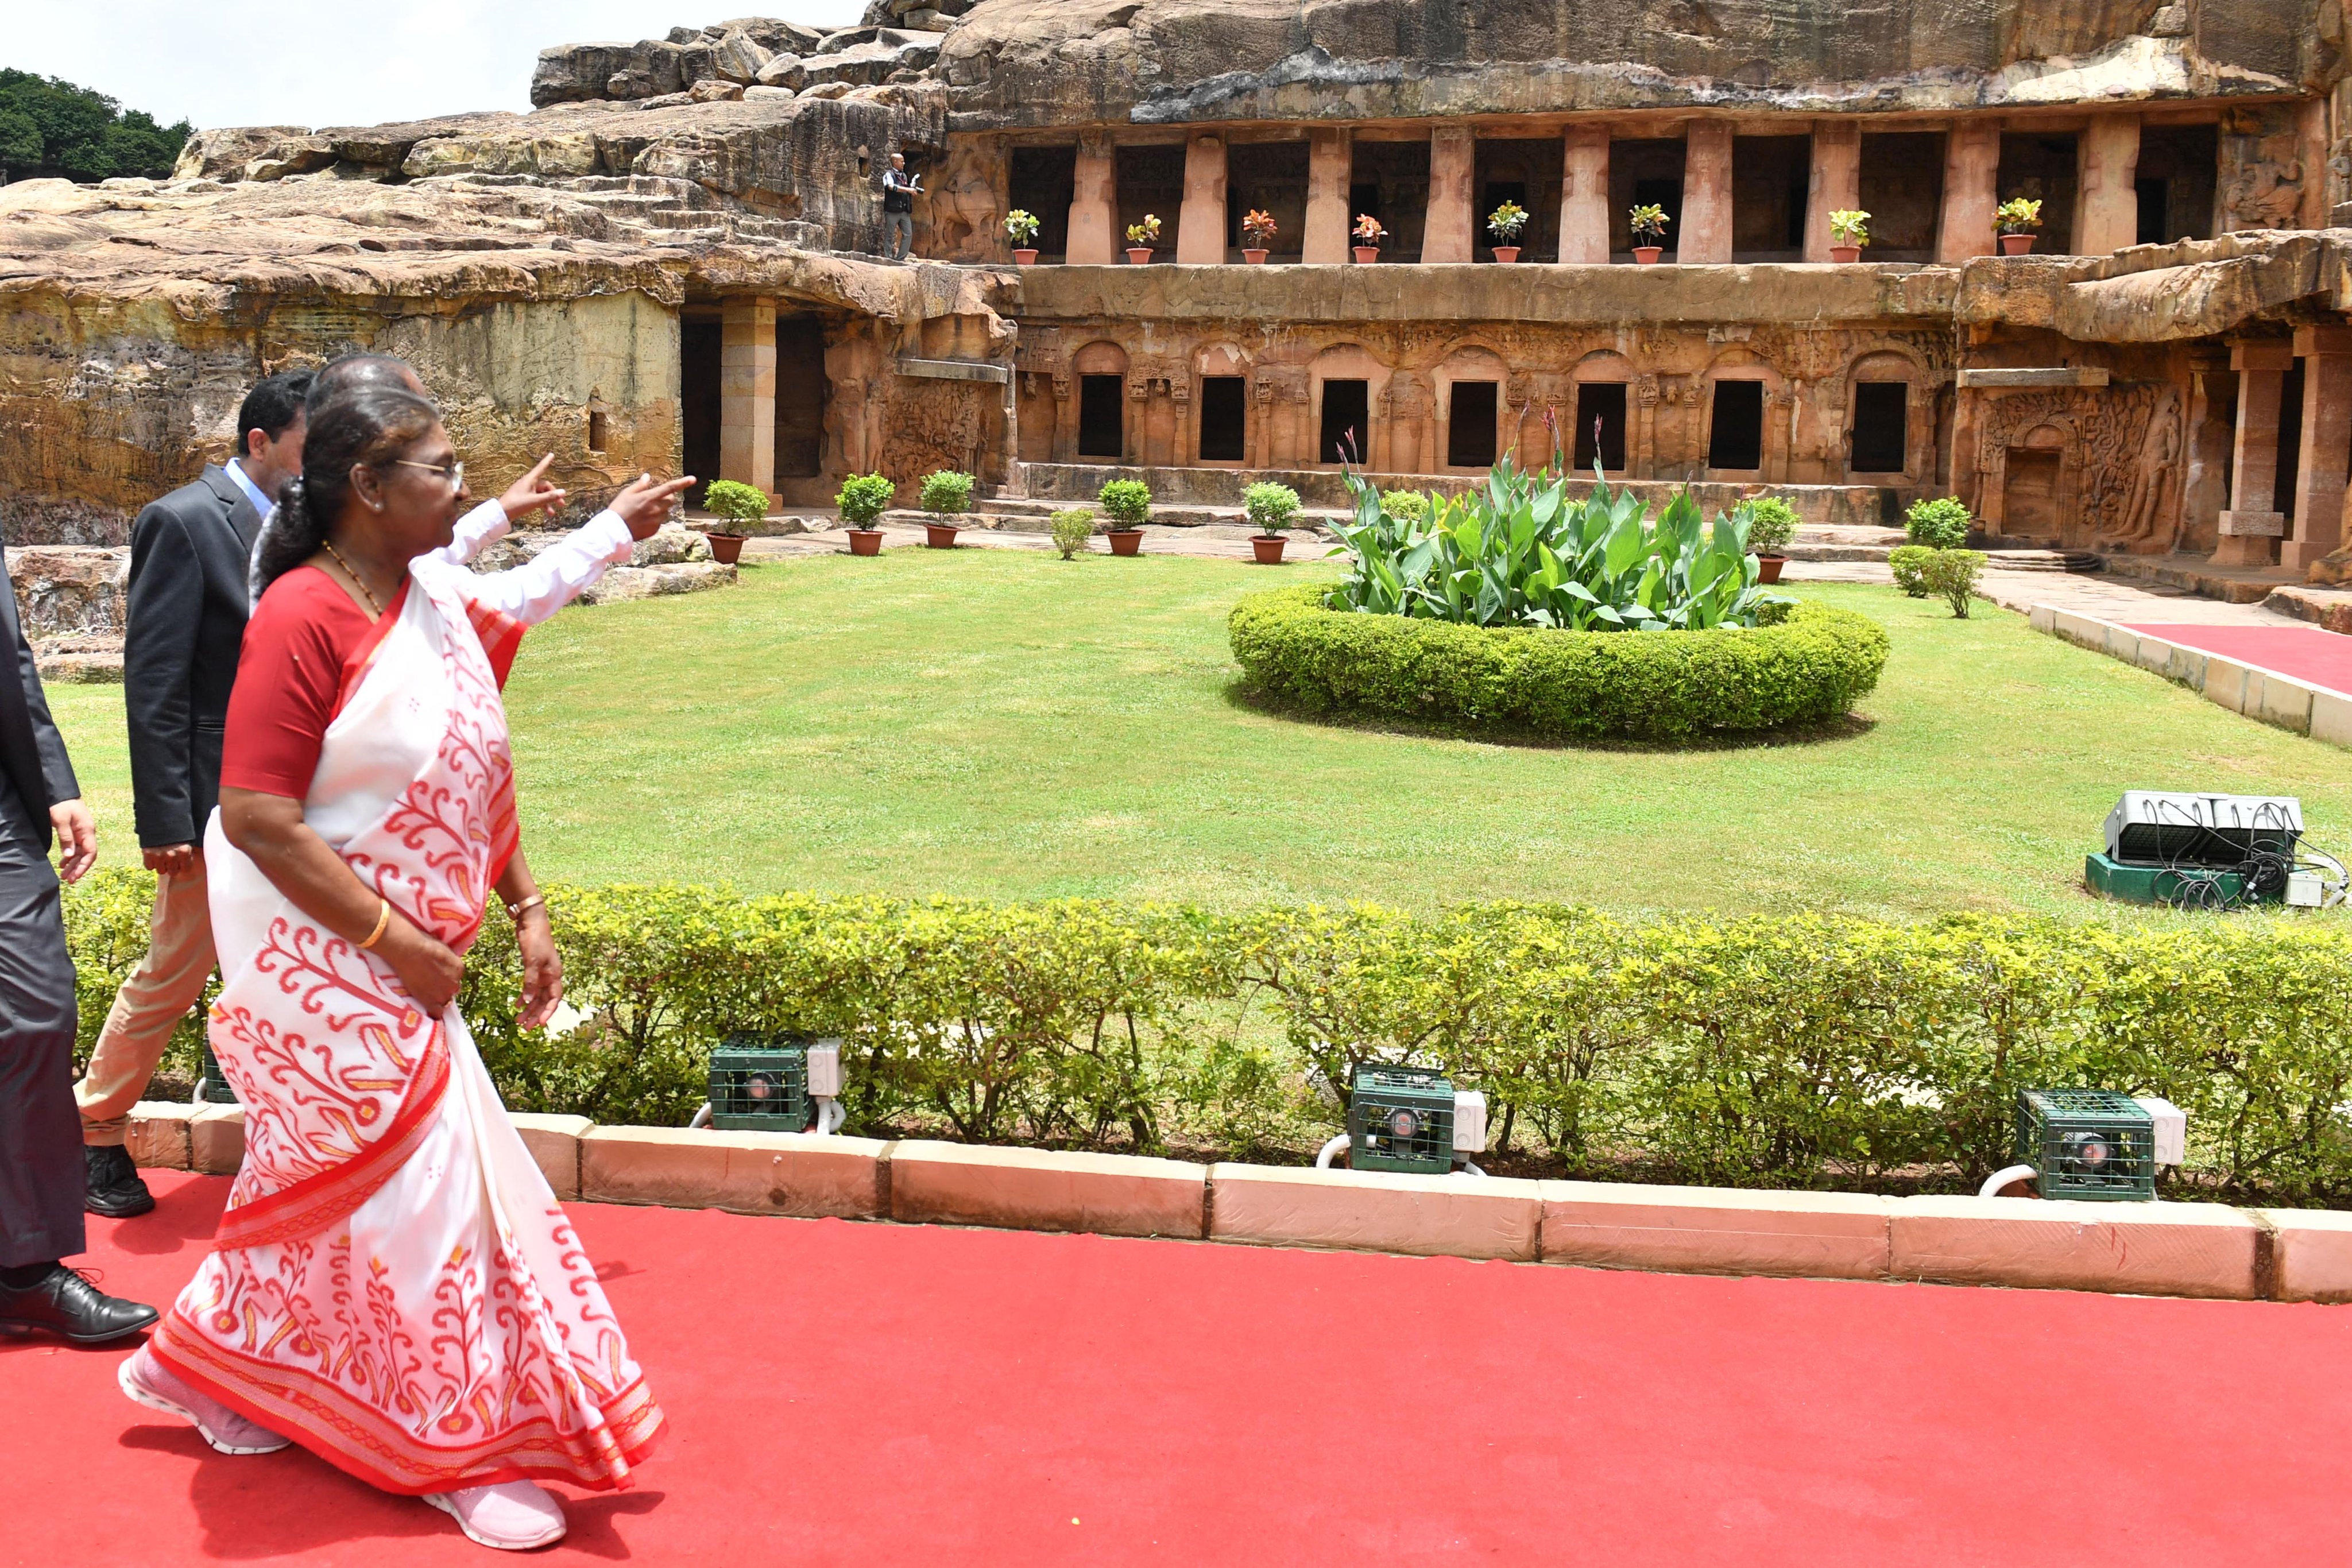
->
<box><xmin>498</xmin><ymin>454</ymin><xmax>567</xmax><ymax>524</ymax></box>
<box><xmin>143</xmin><ymin>843</ymin><xmax>200</xmax><ymax>877</ymax></box>
<box><xmin>610</xmin><ymin>473</ymin><xmax>699</xmax><ymax>542</ymax></box>
<box><xmin>48</xmin><ymin>799</ymin><xmax>95</xmax><ymax>884</ymax></box>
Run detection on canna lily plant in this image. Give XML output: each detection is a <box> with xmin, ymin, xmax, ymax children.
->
<box><xmin>1323</xmin><ymin>433</ymin><xmax>1790</xmax><ymax>632</ymax></box>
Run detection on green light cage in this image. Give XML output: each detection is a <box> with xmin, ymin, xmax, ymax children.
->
<box><xmin>706</xmin><ymin>1033</ymin><xmax>812</xmax><ymax>1132</ymax></box>
<box><xmin>1348</xmin><ymin>1064</ymin><xmax>1456</xmax><ymax>1174</ymax></box>
<box><xmin>196</xmin><ymin>1040</ymin><xmax>239</xmax><ymax>1105</ymax></box>
<box><xmin>2015</xmin><ymin>1088</ymin><xmax>2156</xmax><ymax>1201</ymax></box>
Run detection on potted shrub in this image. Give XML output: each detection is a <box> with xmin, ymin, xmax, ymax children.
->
<box><xmin>919</xmin><ymin>469</ymin><xmax>975</xmax><ymax>547</ymax></box>
<box><xmin>1097</xmin><ymin>478</ymin><xmax>1151</xmax><ymax>555</ymax></box>
<box><xmin>1241</xmin><ymin>208</ymin><xmax>1277</xmax><ymax>264</ymax></box>
<box><xmin>1244</xmin><ymin>481</ymin><xmax>1302</xmax><ymax>564</ymax></box>
<box><xmin>1827</xmin><ymin>208</ymin><xmax>1870</xmax><ymax>264</ymax></box>
<box><xmin>836</xmin><ymin>473</ymin><xmax>894</xmax><ymax>555</ymax></box>
<box><xmin>1049</xmin><ymin>507</ymin><xmax>1095</xmax><ymax>560</ymax></box>
<box><xmin>1352</xmin><ymin>214</ymin><xmax>1386</xmax><ymax>264</ymax></box>
<box><xmin>1487</xmin><ymin>200</ymin><xmax>1528</xmax><ymax>263</ymax></box>
<box><xmin>1628</xmin><ymin>203</ymin><xmax>1669</xmax><ymax>264</ymax></box>
<box><xmin>698</xmin><ymin>479</ymin><xmax>765</xmax><ymax>564</ymax></box>
<box><xmin>1741</xmin><ymin>495</ymin><xmax>1799</xmax><ymax>584</ymax></box>
<box><xmin>1996</xmin><ymin>196</ymin><xmax>2043</xmax><ymax>255</ymax></box>
<box><xmin>1005</xmin><ymin>208</ymin><xmax>1041</xmax><ymax>265</ymax></box>
<box><xmin>1125</xmin><ymin>214</ymin><xmax>1161</xmax><ymax>264</ymax></box>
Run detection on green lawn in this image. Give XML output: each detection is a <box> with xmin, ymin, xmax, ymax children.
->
<box><xmin>44</xmin><ymin>549</ymin><xmax>2352</xmax><ymax>920</ymax></box>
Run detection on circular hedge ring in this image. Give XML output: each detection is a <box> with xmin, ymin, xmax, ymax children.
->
<box><xmin>1227</xmin><ymin>586</ymin><xmax>1890</xmax><ymax>741</ymax></box>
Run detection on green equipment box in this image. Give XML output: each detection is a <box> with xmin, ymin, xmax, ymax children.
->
<box><xmin>707</xmin><ymin>1034</ymin><xmax>811</xmax><ymax>1132</ymax></box>
<box><xmin>2016</xmin><ymin>1088</ymin><xmax>2156</xmax><ymax>1201</ymax></box>
<box><xmin>2085</xmin><ymin>851</ymin><xmax>2253</xmax><ymax>908</ymax></box>
<box><xmin>1349</xmin><ymin>1065</ymin><xmax>1457</xmax><ymax>1174</ymax></box>
<box><xmin>197</xmin><ymin>1040</ymin><xmax>239</xmax><ymax>1105</ymax></box>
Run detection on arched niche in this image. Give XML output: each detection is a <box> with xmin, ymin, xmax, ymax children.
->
<box><xmin>1307</xmin><ymin>343</ymin><xmax>1392</xmax><ymax>467</ymax></box>
<box><xmin>1432</xmin><ymin>344</ymin><xmax>1512</xmax><ymax>470</ymax></box>
<box><xmin>1698</xmin><ymin>349</ymin><xmax>1785</xmax><ymax>478</ymax></box>
<box><xmin>1192</xmin><ymin>341</ymin><xmax>1253</xmax><ymax>465</ymax></box>
<box><xmin>1844</xmin><ymin>346</ymin><xmax>1929</xmax><ymax>479</ymax></box>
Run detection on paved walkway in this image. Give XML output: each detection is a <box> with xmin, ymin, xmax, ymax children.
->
<box><xmin>1782</xmin><ymin>558</ymin><xmax>2315</xmax><ymax>626</ymax></box>
<box><xmin>14</xmin><ymin>1170</ymin><xmax>2352</xmax><ymax>1567</ymax></box>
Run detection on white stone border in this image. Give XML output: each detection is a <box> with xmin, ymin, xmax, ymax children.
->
<box><xmin>2030</xmin><ymin>603</ymin><xmax>2352</xmax><ymax>746</ymax></box>
<box><xmin>130</xmin><ymin>1103</ymin><xmax>2352</xmax><ymax>1304</ymax></box>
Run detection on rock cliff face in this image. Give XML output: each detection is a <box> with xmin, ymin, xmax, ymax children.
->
<box><xmin>935</xmin><ymin>0</ymin><xmax>2324</xmax><ymax>127</ymax></box>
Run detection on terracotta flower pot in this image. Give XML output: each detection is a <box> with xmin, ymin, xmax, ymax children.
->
<box><xmin>1125</xmin><ymin>247</ymin><xmax>1152</xmax><ymax>264</ymax></box>
<box><xmin>848</xmin><ymin>528</ymin><xmax>884</xmax><ymax>556</ymax></box>
<box><xmin>1242</xmin><ymin>247</ymin><xmax>1269</xmax><ymax>264</ymax></box>
<box><xmin>1756</xmin><ymin>553</ymin><xmax>1786</xmax><ymax>584</ymax></box>
<box><xmin>1353</xmin><ymin>246</ymin><xmax>1380</xmax><ymax>264</ymax></box>
<box><xmin>1106</xmin><ymin>528</ymin><xmax>1144</xmax><ymax>556</ymax></box>
<box><xmin>1491</xmin><ymin>245</ymin><xmax>1521</xmax><ymax>264</ymax></box>
<box><xmin>924</xmin><ymin>522</ymin><xmax>962</xmax><ymax>549</ymax></box>
<box><xmin>1999</xmin><ymin>233</ymin><xmax>2036</xmax><ymax>255</ymax></box>
<box><xmin>1829</xmin><ymin>244</ymin><xmax>1862</xmax><ymax>263</ymax></box>
<box><xmin>1251</xmin><ymin>535</ymin><xmax>1289</xmax><ymax>565</ymax></box>
<box><xmin>1633</xmin><ymin>245</ymin><xmax>1663</xmax><ymax>265</ymax></box>
<box><xmin>1012</xmin><ymin>247</ymin><xmax>1039</xmax><ymax>265</ymax></box>
<box><xmin>701</xmin><ymin>531</ymin><xmax>747</xmax><ymax>565</ymax></box>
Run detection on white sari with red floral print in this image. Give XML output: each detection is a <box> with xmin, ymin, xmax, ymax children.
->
<box><xmin>152</xmin><ymin>562</ymin><xmax>663</xmax><ymax>1496</ymax></box>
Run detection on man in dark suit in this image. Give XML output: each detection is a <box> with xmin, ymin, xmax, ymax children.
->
<box><xmin>72</xmin><ymin>371</ymin><xmax>313</xmax><ymax>1218</ymax></box>
<box><xmin>0</xmin><ymin>541</ymin><xmax>160</xmax><ymax>1341</ymax></box>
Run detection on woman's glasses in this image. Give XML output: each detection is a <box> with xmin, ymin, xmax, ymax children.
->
<box><xmin>389</xmin><ymin>458</ymin><xmax>466</xmax><ymax>490</ymax></box>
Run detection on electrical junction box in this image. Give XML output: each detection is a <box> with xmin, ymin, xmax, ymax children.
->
<box><xmin>707</xmin><ymin>1033</ymin><xmax>812</xmax><ymax>1132</ymax></box>
<box><xmin>805</xmin><ymin>1040</ymin><xmax>844</xmax><ymax>1098</ymax></box>
<box><xmin>1349</xmin><ymin>1066</ymin><xmax>1458</xmax><ymax>1174</ymax></box>
<box><xmin>2104</xmin><ymin>792</ymin><xmax>2301</xmax><ymax>866</ymax></box>
<box><xmin>2288</xmin><ymin>871</ymin><xmax>2324</xmax><ymax>908</ymax></box>
<box><xmin>2130</xmin><ymin>1095</ymin><xmax>2188</xmax><ymax>1167</ymax></box>
<box><xmin>2086</xmin><ymin>851</ymin><xmax>2253</xmax><ymax>907</ymax></box>
<box><xmin>2016</xmin><ymin>1089</ymin><xmax>2157</xmax><ymax>1201</ymax></box>
<box><xmin>1450</xmin><ymin>1089</ymin><xmax>1488</xmax><ymax>1156</ymax></box>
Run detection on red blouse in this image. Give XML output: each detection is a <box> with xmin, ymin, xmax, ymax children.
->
<box><xmin>220</xmin><ymin>566</ymin><xmax>409</xmax><ymax>800</ymax></box>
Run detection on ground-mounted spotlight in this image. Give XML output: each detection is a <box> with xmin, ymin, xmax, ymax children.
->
<box><xmin>192</xmin><ymin>1040</ymin><xmax>239</xmax><ymax>1105</ymax></box>
<box><xmin>1347</xmin><ymin>1065</ymin><xmax>1486</xmax><ymax>1175</ymax></box>
<box><xmin>2014</xmin><ymin>1089</ymin><xmax>2157</xmax><ymax>1200</ymax></box>
<box><xmin>697</xmin><ymin>1032</ymin><xmax>848</xmax><ymax>1133</ymax></box>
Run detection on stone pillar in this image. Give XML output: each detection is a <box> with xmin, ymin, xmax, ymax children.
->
<box><xmin>1632</xmin><ymin>377</ymin><xmax>1659</xmax><ymax>478</ymax></box>
<box><xmin>2215</xmin><ymin>340</ymin><xmax>2292</xmax><ymax>566</ymax></box>
<box><xmin>1051</xmin><ymin>375</ymin><xmax>1076</xmax><ymax>464</ymax></box>
<box><xmin>1680</xmin><ymin>121</ymin><xmax>1734</xmax><ymax>264</ymax></box>
<box><xmin>2284</xmin><ymin>324</ymin><xmax>2352</xmax><ymax>570</ymax></box>
<box><xmin>719</xmin><ymin>296</ymin><xmax>776</xmax><ymax>495</ymax></box>
<box><xmin>1937</xmin><ymin>120</ymin><xmax>2001</xmax><ymax>262</ymax></box>
<box><xmin>2073</xmin><ymin>113</ymin><xmax>2141</xmax><ymax>256</ymax></box>
<box><xmin>1424</xmin><ymin>126</ymin><xmax>1476</xmax><ymax>263</ymax></box>
<box><xmin>1177</xmin><ymin>133</ymin><xmax>1228</xmax><ymax>265</ymax></box>
<box><xmin>2179</xmin><ymin>349</ymin><xmax>2232</xmax><ymax>551</ymax></box>
<box><xmin>1304</xmin><ymin>129</ymin><xmax>1352</xmax><ymax>265</ymax></box>
<box><xmin>1066</xmin><ymin>133</ymin><xmax>1115</xmax><ymax>265</ymax></box>
<box><xmin>1560</xmin><ymin>126</ymin><xmax>1610</xmax><ymax>263</ymax></box>
<box><xmin>1804</xmin><ymin>122</ymin><xmax>1859</xmax><ymax>264</ymax></box>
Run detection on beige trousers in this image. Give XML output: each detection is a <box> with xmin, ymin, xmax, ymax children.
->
<box><xmin>74</xmin><ymin>862</ymin><xmax>216</xmax><ymax>1145</ymax></box>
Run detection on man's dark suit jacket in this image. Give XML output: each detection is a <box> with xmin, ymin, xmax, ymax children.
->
<box><xmin>125</xmin><ymin>467</ymin><xmax>263</xmax><ymax>849</ymax></box>
<box><xmin>0</xmin><ymin>548</ymin><xmax>79</xmax><ymax>842</ymax></box>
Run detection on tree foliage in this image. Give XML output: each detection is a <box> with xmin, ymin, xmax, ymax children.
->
<box><xmin>0</xmin><ymin>69</ymin><xmax>191</xmax><ymax>183</ymax></box>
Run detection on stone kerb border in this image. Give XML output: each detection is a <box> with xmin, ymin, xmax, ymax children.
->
<box><xmin>129</xmin><ymin>1103</ymin><xmax>2352</xmax><ymax>1305</ymax></box>
<box><xmin>2030</xmin><ymin>603</ymin><xmax>2352</xmax><ymax>747</ymax></box>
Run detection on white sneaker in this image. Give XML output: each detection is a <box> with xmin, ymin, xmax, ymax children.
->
<box><xmin>423</xmin><ymin>1480</ymin><xmax>568</xmax><ymax>1551</ymax></box>
<box><xmin>118</xmin><ymin>1344</ymin><xmax>292</xmax><ymax>1455</ymax></box>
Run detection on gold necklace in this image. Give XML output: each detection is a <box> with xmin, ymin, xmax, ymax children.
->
<box><xmin>320</xmin><ymin>539</ymin><xmax>384</xmax><ymax>617</ymax></box>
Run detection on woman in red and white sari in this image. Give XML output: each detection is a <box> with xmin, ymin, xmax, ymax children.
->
<box><xmin>119</xmin><ymin>386</ymin><xmax>690</xmax><ymax>1550</ymax></box>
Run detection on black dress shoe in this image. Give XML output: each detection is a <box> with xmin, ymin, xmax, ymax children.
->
<box><xmin>0</xmin><ymin>1266</ymin><xmax>161</xmax><ymax>1345</ymax></box>
<box><xmin>85</xmin><ymin>1144</ymin><xmax>157</xmax><ymax>1218</ymax></box>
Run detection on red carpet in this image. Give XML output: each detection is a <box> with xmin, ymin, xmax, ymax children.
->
<box><xmin>9</xmin><ymin>1171</ymin><xmax>2350</xmax><ymax>1566</ymax></box>
<box><xmin>2129</xmin><ymin>622</ymin><xmax>2352</xmax><ymax>696</ymax></box>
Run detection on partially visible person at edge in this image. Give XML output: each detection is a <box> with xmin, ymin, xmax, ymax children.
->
<box><xmin>0</xmin><ymin>542</ymin><xmax>157</xmax><ymax>1346</ymax></box>
<box><xmin>881</xmin><ymin>150</ymin><xmax>918</xmax><ymax>260</ymax></box>
<box><xmin>116</xmin><ymin>386</ymin><xmax>689</xmax><ymax>1551</ymax></box>
<box><xmin>78</xmin><ymin>353</ymin><xmax>675</xmax><ymax>1222</ymax></box>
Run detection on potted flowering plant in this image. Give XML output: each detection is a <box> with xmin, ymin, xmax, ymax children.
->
<box><xmin>1827</xmin><ymin>208</ymin><xmax>1870</xmax><ymax>263</ymax></box>
<box><xmin>1241</xmin><ymin>208</ymin><xmax>1277</xmax><ymax>264</ymax></box>
<box><xmin>919</xmin><ymin>469</ymin><xmax>974</xmax><ymax>548</ymax></box>
<box><xmin>1352</xmin><ymin>213</ymin><xmax>1386</xmax><ymax>264</ymax></box>
<box><xmin>1740</xmin><ymin>495</ymin><xmax>1799</xmax><ymax>584</ymax></box>
<box><xmin>1005</xmin><ymin>208</ymin><xmax>1040</xmax><ymax>265</ymax></box>
<box><xmin>1995</xmin><ymin>196</ymin><xmax>2042</xmax><ymax>255</ymax></box>
<box><xmin>699</xmin><ymin>479</ymin><xmax>765</xmax><ymax>564</ymax></box>
<box><xmin>1125</xmin><ymin>214</ymin><xmax>1161</xmax><ymax>264</ymax></box>
<box><xmin>836</xmin><ymin>473</ymin><xmax>893</xmax><ymax>556</ymax></box>
<box><xmin>1243</xmin><ymin>481</ymin><xmax>1302</xmax><ymax>564</ymax></box>
<box><xmin>1487</xmin><ymin>200</ymin><xmax>1528</xmax><ymax>263</ymax></box>
<box><xmin>1628</xmin><ymin>203</ymin><xmax>1669</xmax><ymax>264</ymax></box>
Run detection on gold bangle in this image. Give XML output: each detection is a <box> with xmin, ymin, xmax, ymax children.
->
<box><xmin>358</xmin><ymin>899</ymin><xmax>392</xmax><ymax>951</ymax></box>
<box><xmin>505</xmin><ymin>894</ymin><xmax>547</xmax><ymax>922</ymax></box>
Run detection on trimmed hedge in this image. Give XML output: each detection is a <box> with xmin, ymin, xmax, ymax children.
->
<box><xmin>1227</xmin><ymin>585</ymin><xmax>1889</xmax><ymax>740</ymax></box>
<box><xmin>64</xmin><ymin>871</ymin><xmax>2352</xmax><ymax>1203</ymax></box>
